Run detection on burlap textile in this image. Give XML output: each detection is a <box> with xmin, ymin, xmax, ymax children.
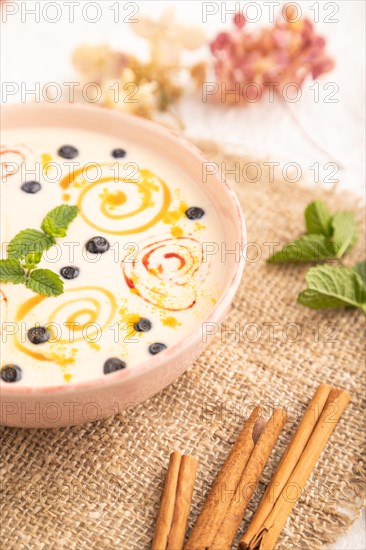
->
<box><xmin>1</xmin><ymin>142</ymin><xmax>365</xmax><ymax>549</ymax></box>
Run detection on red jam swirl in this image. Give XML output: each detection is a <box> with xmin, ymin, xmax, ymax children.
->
<box><xmin>0</xmin><ymin>145</ymin><xmax>33</xmax><ymax>182</ymax></box>
<box><xmin>122</xmin><ymin>236</ymin><xmax>204</xmax><ymax>311</ymax></box>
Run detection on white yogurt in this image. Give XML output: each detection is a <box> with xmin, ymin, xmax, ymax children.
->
<box><xmin>0</xmin><ymin>127</ymin><xmax>226</xmax><ymax>387</ymax></box>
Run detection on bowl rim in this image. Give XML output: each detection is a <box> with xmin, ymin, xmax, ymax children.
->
<box><xmin>1</xmin><ymin>102</ymin><xmax>246</xmax><ymax>396</ymax></box>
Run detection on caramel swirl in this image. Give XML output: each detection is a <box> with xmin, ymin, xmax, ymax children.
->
<box><xmin>15</xmin><ymin>287</ymin><xmax>117</xmax><ymax>361</ymax></box>
<box><xmin>60</xmin><ymin>164</ymin><xmax>171</xmax><ymax>235</ymax></box>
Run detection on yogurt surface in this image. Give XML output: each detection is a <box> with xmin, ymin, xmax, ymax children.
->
<box><xmin>1</xmin><ymin>127</ymin><xmax>226</xmax><ymax>388</ymax></box>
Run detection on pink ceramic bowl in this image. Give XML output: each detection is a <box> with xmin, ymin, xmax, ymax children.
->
<box><xmin>0</xmin><ymin>103</ymin><xmax>245</xmax><ymax>428</ymax></box>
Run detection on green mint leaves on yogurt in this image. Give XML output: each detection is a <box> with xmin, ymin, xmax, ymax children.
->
<box><xmin>0</xmin><ymin>205</ymin><xmax>79</xmax><ymax>297</ymax></box>
<box><xmin>41</xmin><ymin>204</ymin><xmax>79</xmax><ymax>238</ymax></box>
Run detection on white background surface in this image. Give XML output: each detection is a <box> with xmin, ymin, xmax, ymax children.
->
<box><xmin>1</xmin><ymin>1</ymin><xmax>365</xmax><ymax>548</ymax></box>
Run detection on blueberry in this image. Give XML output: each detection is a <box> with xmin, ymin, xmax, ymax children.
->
<box><xmin>185</xmin><ymin>207</ymin><xmax>205</xmax><ymax>220</ymax></box>
<box><xmin>103</xmin><ymin>358</ymin><xmax>127</xmax><ymax>374</ymax></box>
<box><xmin>85</xmin><ymin>236</ymin><xmax>110</xmax><ymax>254</ymax></box>
<box><xmin>1</xmin><ymin>364</ymin><xmax>22</xmax><ymax>383</ymax></box>
<box><xmin>58</xmin><ymin>145</ymin><xmax>79</xmax><ymax>159</ymax></box>
<box><xmin>111</xmin><ymin>148</ymin><xmax>126</xmax><ymax>159</ymax></box>
<box><xmin>134</xmin><ymin>318</ymin><xmax>152</xmax><ymax>332</ymax></box>
<box><xmin>148</xmin><ymin>343</ymin><xmax>167</xmax><ymax>355</ymax></box>
<box><xmin>21</xmin><ymin>181</ymin><xmax>41</xmax><ymax>194</ymax></box>
<box><xmin>60</xmin><ymin>266</ymin><xmax>80</xmax><ymax>280</ymax></box>
<box><xmin>28</xmin><ymin>326</ymin><xmax>50</xmax><ymax>345</ymax></box>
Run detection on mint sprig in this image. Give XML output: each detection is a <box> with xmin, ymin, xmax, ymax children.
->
<box><xmin>268</xmin><ymin>234</ymin><xmax>335</xmax><ymax>263</ymax></box>
<box><xmin>298</xmin><ymin>265</ymin><xmax>366</xmax><ymax>314</ymax></box>
<box><xmin>24</xmin><ymin>251</ymin><xmax>43</xmax><ymax>270</ymax></box>
<box><xmin>354</xmin><ymin>261</ymin><xmax>366</xmax><ymax>285</ymax></box>
<box><xmin>268</xmin><ymin>200</ymin><xmax>365</xmax><ymax>315</ymax></box>
<box><xmin>7</xmin><ymin>229</ymin><xmax>55</xmax><ymax>260</ymax></box>
<box><xmin>0</xmin><ymin>204</ymin><xmax>79</xmax><ymax>297</ymax></box>
<box><xmin>269</xmin><ymin>200</ymin><xmax>358</xmax><ymax>263</ymax></box>
<box><xmin>0</xmin><ymin>259</ymin><xmax>26</xmax><ymax>284</ymax></box>
<box><xmin>331</xmin><ymin>211</ymin><xmax>358</xmax><ymax>258</ymax></box>
<box><xmin>42</xmin><ymin>204</ymin><xmax>78</xmax><ymax>238</ymax></box>
<box><xmin>305</xmin><ymin>200</ymin><xmax>332</xmax><ymax>237</ymax></box>
<box><xmin>26</xmin><ymin>269</ymin><xmax>64</xmax><ymax>297</ymax></box>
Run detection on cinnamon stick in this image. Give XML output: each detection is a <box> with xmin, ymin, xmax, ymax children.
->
<box><xmin>167</xmin><ymin>455</ymin><xmax>198</xmax><ymax>550</ymax></box>
<box><xmin>241</xmin><ymin>384</ymin><xmax>331</xmax><ymax>549</ymax></box>
<box><xmin>210</xmin><ymin>408</ymin><xmax>287</xmax><ymax>549</ymax></box>
<box><xmin>184</xmin><ymin>407</ymin><xmax>263</xmax><ymax>549</ymax></box>
<box><xmin>152</xmin><ymin>451</ymin><xmax>198</xmax><ymax>550</ymax></box>
<box><xmin>240</xmin><ymin>387</ymin><xmax>350</xmax><ymax>550</ymax></box>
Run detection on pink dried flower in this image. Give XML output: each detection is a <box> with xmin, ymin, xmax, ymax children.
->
<box><xmin>210</xmin><ymin>32</ymin><xmax>231</xmax><ymax>54</ymax></box>
<box><xmin>233</xmin><ymin>13</ymin><xmax>246</xmax><ymax>29</ymax></box>
<box><xmin>209</xmin><ymin>9</ymin><xmax>334</xmax><ymax>104</ymax></box>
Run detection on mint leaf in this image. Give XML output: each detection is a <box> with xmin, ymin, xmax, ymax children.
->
<box><xmin>2</xmin><ymin>204</ymin><xmax>79</xmax><ymax>297</ymax></box>
<box><xmin>268</xmin><ymin>234</ymin><xmax>336</xmax><ymax>263</ymax></box>
<box><xmin>298</xmin><ymin>265</ymin><xmax>366</xmax><ymax>314</ymax></box>
<box><xmin>331</xmin><ymin>212</ymin><xmax>358</xmax><ymax>258</ymax></box>
<box><xmin>7</xmin><ymin>229</ymin><xmax>55</xmax><ymax>260</ymax></box>
<box><xmin>23</xmin><ymin>251</ymin><xmax>43</xmax><ymax>270</ymax></box>
<box><xmin>42</xmin><ymin>205</ymin><xmax>78</xmax><ymax>238</ymax></box>
<box><xmin>0</xmin><ymin>259</ymin><xmax>26</xmax><ymax>284</ymax></box>
<box><xmin>25</xmin><ymin>251</ymin><xmax>43</xmax><ymax>264</ymax></box>
<box><xmin>25</xmin><ymin>269</ymin><xmax>64</xmax><ymax>297</ymax></box>
<box><xmin>353</xmin><ymin>261</ymin><xmax>366</xmax><ymax>285</ymax></box>
<box><xmin>305</xmin><ymin>200</ymin><xmax>332</xmax><ymax>237</ymax></box>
